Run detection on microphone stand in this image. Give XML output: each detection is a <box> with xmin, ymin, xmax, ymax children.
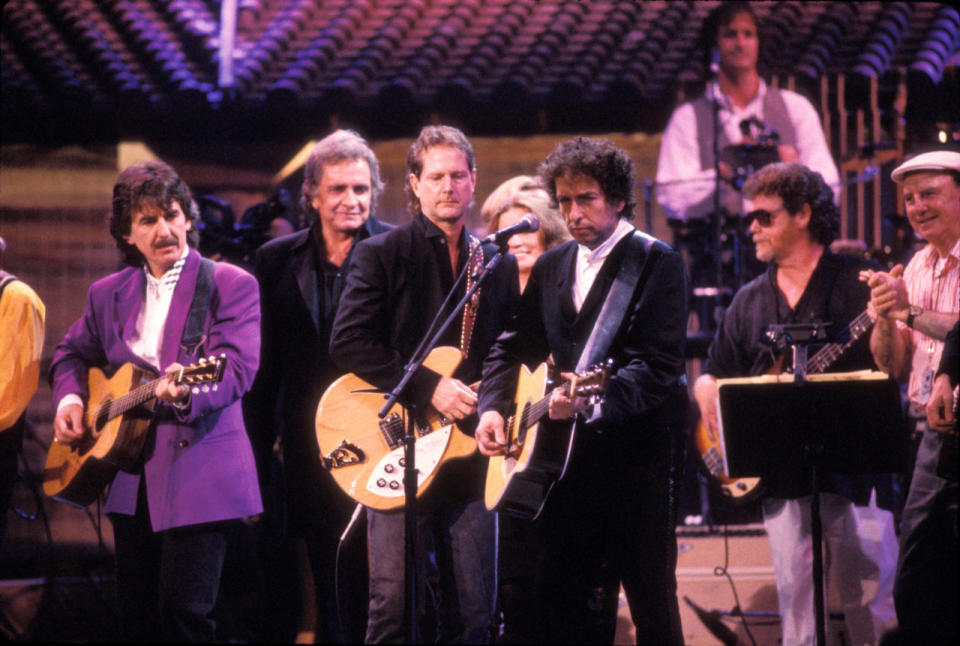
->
<box><xmin>377</xmin><ymin>240</ymin><xmax>508</xmax><ymax>643</ymax></box>
<box><xmin>710</xmin><ymin>74</ymin><xmax>726</xmax><ymax>331</ymax></box>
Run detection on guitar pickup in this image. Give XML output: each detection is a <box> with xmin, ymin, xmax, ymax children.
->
<box><xmin>320</xmin><ymin>440</ymin><xmax>365</xmax><ymax>469</ymax></box>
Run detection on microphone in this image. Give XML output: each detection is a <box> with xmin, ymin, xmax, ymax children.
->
<box><xmin>482</xmin><ymin>213</ymin><xmax>540</xmax><ymax>245</ymax></box>
<box><xmin>709</xmin><ymin>48</ymin><xmax>720</xmax><ymax>79</ymax></box>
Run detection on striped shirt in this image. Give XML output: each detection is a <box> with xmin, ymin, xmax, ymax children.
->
<box><xmin>901</xmin><ymin>236</ymin><xmax>960</xmax><ymax>409</ymax></box>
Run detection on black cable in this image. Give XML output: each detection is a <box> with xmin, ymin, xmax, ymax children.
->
<box><xmin>713</xmin><ymin>522</ymin><xmax>758</xmax><ymax>646</ymax></box>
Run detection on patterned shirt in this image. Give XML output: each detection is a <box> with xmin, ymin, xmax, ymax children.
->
<box><xmin>901</xmin><ymin>236</ymin><xmax>960</xmax><ymax>410</ymax></box>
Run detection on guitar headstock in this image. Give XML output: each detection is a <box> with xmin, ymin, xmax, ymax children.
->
<box><xmin>571</xmin><ymin>358</ymin><xmax>613</xmax><ymax>404</ymax></box>
<box><xmin>174</xmin><ymin>354</ymin><xmax>227</xmax><ymax>394</ymax></box>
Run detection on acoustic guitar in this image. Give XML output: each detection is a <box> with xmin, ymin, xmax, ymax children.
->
<box><xmin>43</xmin><ymin>356</ymin><xmax>226</xmax><ymax>508</ymax></box>
<box><xmin>315</xmin><ymin>345</ymin><xmax>479</xmax><ymax>511</ymax></box>
<box><xmin>484</xmin><ymin>360</ymin><xmax>611</xmax><ymax>519</ymax></box>
<box><xmin>695</xmin><ymin>308</ymin><xmax>874</xmax><ymax>501</ymax></box>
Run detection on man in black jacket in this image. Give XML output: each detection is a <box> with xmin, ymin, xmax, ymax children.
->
<box><xmin>244</xmin><ymin>130</ymin><xmax>392</xmax><ymax>642</ymax></box>
<box><xmin>330</xmin><ymin>125</ymin><xmax>519</xmax><ymax>643</ymax></box>
<box><xmin>476</xmin><ymin>137</ymin><xmax>688</xmax><ymax>644</ymax></box>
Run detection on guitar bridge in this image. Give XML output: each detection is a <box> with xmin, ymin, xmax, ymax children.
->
<box><xmin>320</xmin><ymin>440</ymin><xmax>365</xmax><ymax>469</ymax></box>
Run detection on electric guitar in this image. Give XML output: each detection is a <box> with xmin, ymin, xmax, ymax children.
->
<box><xmin>484</xmin><ymin>360</ymin><xmax>611</xmax><ymax>519</ymax></box>
<box><xmin>43</xmin><ymin>356</ymin><xmax>227</xmax><ymax>508</ymax></box>
<box><xmin>695</xmin><ymin>308</ymin><xmax>874</xmax><ymax>501</ymax></box>
<box><xmin>315</xmin><ymin>346</ymin><xmax>479</xmax><ymax>511</ymax></box>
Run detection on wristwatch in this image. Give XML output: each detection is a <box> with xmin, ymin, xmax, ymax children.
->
<box><xmin>906</xmin><ymin>305</ymin><xmax>922</xmax><ymax>328</ymax></box>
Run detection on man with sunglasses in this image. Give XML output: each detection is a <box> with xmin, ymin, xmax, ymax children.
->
<box><xmin>693</xmin><ymin>162</ymin><xmax>898</xmax><ymax>645</ymax></box>
<box><xmin>862</xmin><ymin>150</ymin><xmax>959</xmax><ymax>645</ymax></box>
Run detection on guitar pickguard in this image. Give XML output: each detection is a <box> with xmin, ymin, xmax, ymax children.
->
<box><xmin>365</xmin><ymin>426</ymin><xmax>452</xmax><ymax>498</ymax></box>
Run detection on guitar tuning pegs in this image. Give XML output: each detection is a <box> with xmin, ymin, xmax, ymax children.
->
<box><xmin>192</xmin><ymin>386</ymin><xmax>200</xmax><ymax>394</ymax></box>
<box><xmin>199</xmin><ymin>357</ymin><xmax>206</xmax><ymax>365</ymax></box>
<box><xmin>211</xmin><ymin>384</ymin><xmax>218</xmax><ymax>392</ymax></box>
<box><xmin>201</xmin><ymin>385</ymin><xmax>210</xmax><ymax>393</ymax></box>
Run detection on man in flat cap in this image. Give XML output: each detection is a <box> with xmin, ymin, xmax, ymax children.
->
<box><xmin>861</xmin><ymin>149</ymin><xmax>960</xmax><ymax>645</ymax></box>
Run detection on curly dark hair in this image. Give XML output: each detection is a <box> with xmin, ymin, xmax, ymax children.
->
<box><xmin>300</xmin><ymin>129</ymin><xmax>385</xmax><ymax>222</ymax></box>
<box><xmin>109</xmin><ymin>160</ymin><xmax>200</xmax><ymax>267</ymax></box>
<box><xmin>537</xmin><ymin>137</ymin><xmax>635</xmax><ymax>220</ymax></box>
<box><xmin>742</xmin><ymin>162</ymin><xmax>839</xmax><ymax>246</ymax></box>
<box><xmin>405</xmin><ymin>125</ymin><xmax>476</xmax><ymax>218</ymax></box>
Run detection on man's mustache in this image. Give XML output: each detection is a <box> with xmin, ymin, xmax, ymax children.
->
<box><xmin>153</xmin><ymin>237</ymin><xmax>178</xmax><ymax>248</ymax></box>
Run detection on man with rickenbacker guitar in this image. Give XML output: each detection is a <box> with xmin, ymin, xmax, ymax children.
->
<box><xmin>693</xmin><ymin>162</ymin><xmax>899</xmax><ymax>646</ymax></box>
<box><xmin>48</xmin><ymin>161</ymin><xmax>263</xmax><ymax>642</ymax></box>
<box><xmin>477</xmin><ymin>137</ymin><xmax>690</xmax><ymax>645</ymax></box>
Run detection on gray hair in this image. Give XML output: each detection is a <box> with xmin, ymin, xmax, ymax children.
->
<box><xmin>300</xmin><ymin>129</ymin><xmax>384</xmax><ymax>220</ymax></box>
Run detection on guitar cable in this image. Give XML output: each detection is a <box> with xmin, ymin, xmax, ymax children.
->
<box><xmin>334</xmin><ymin>503</ymin><xmax>364</xmax><ymax>639</ymax></box>
<box><xmin>713</xmin><ymin>523</ymin><xmax>759</xmax><ymax>646</ymax></box>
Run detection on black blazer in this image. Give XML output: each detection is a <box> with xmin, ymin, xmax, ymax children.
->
<box><xmin>479</xmin><ymin>230</ymin><xmax>689</xmax><ymax>444</ymax></box>
<box><xmin>243</xmin><ymin>216</ymin><xmax>392</xmax><ymax>526</ymax></box>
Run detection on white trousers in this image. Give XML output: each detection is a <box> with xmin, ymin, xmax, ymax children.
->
<box><xmin>762</xmin><ymin>490</ymin><xmax>898</xmax><ymax>646</ymax></box>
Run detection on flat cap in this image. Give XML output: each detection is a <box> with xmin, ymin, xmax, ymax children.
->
<box><xmin>891</xmin><ymin>150</ymin><xmax>960</xmax><ymax>182</ymax></box>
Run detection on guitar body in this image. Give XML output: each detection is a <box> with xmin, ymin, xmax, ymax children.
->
<box><xmin>693</xmin><ymin>418</ymin><xmax>762</xmax><ymax>501</ymax></box>
<box><xmin>315</xmin><ymin>346</ymin><xmax>477</xmax><ymax>511</ymax></box>
<box><xmin>43</xmin><ymin>363</ymin><xmax>156</xmax><ymax>508</ymax></box>
<box><xmin>485</xmin><ymin>362</ymin><xmax>574</xmax><ymax>519</ymax></box>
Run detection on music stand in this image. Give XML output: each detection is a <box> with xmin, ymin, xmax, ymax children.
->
<box><xmin>716</xmin><ymin>370</ymin><xmax>907</xmax><ymax>646</ymax></box>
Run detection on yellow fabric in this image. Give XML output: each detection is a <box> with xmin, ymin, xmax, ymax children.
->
<box><xmin>0</xmin><ymin>279</ymin><xmax>46</xmax><ymax>430</ymax></box>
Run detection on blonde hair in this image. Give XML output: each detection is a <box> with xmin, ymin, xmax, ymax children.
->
<box><xmin>489</xmin><ymin>188</ymin><xmax>571</xmax><ymax>251</ymax></box>
<box><xmin>480</xmin><ymin>175</ymin><xmax>542</xmax><ymax>226</ymax></box>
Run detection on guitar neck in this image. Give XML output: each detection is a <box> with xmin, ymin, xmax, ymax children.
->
<box><xmin>518</xmin><ymin>378</ymin><xmax>575</xmax><ymax>430</ymax></box>
<box><xmin>102</xmin><ymin>376</ymin><xmax>165</xmax><ymax>422</ymax></box>
<box><xmin>806</xmin><ymin>309</ymin><xmax>874</xmax><ymax>374</ymax></box>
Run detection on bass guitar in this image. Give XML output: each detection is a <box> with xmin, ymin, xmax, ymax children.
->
<box><xmin>315</xmin><ymin>346</ymin><xmax>478</xmax><ymax>511</ymax></box>
<box><xmin>695</xmin><ymin>308</ymin><xmax>874</xmax><ymax>501</ymax></box>
<box><xmin>484</xmin><ymin>360</ymin><xmax>611</xmax><ymax>519</ymax></box>
<box><xmin>43</xmin><ymin>356</ymin><xmax>227</xmax><ymax>508</ymax></box>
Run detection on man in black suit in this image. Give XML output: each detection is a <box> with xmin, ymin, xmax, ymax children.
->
<box><xmin>244</xmin><ymin>129</ymin><xmax>392</xmax><ymax>642</ymax></box>
<box><xmin>476</xmin><ymin>137</ymin><xmax>688</xmax><ymax>644</ymax></box>
<box><xmin>330</xmin><ymin>125</ymin><xmax>519</xmax><ymax>643</ymax></box>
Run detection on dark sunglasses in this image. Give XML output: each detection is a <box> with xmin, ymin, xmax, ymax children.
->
<box><xmin>746</xmin><ymin>206</ymin><xmax>787</xmax><ymax>227</ymax></box>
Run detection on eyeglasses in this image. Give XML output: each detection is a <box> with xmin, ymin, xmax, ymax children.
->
<box><xmin>746</xmin><ymin>206</ymin><xmax>787</xmax><ymax>227</ymax></box>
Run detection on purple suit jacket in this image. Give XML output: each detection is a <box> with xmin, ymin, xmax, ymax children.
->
<box><xmin>50</xmin><ymin>249</ymin><xmax>263</xmax><ymax>531</ymax></box>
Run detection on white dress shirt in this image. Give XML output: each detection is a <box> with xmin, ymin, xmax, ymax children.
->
<box><xmin>573</xmin><ymin>218</ymin><xmax>636</xmax><ymax>311</ymax></box>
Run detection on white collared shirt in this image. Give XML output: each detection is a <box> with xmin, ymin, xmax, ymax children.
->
<box><xmin>572</xmin><ymin>218</ymin><xmax>636</xmax><ymax>311</ymax></box>
<box><xmin>128</xmin><ymin>247</ymin><xmax>189</xmax><ymax>372</ymax></box>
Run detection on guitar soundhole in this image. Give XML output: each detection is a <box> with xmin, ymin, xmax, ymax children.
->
<box><xmin>515</xmin><ymin>402</ymin><xmax>532</xmax><ymax>446</ymax></box>
<box><xmin>95</xmin><ymin>400</ymin><xmax>112</xmax><ymax>434</ymax></box>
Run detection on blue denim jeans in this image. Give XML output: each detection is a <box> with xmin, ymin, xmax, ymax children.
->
<box><xmin>365</xmin><ymin>498</ymin><xmax>496</xmax><ymax>643</ymax></box>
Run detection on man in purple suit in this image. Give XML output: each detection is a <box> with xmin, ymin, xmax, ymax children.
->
<box><xmin>50</xmin><ymin>160</ymin><xmax>263</xmax><ymax>642</ymax></box>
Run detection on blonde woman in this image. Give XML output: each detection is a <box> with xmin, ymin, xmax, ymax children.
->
<box><xmin>488</xmin><ymin>188</ymin><xmax>570</xmax><ymax>292</ymax></box>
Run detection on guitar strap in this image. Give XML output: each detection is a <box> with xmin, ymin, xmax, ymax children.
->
<box><xmin>575</xmin><ymin>230</ymin><xmax>662</xmax><ymax>372</ymax></box>
<box><xmin>558</xmin><ymin>231</ymin><xmax>662</xmax><ymax>479</ymax></box>
<box><xmin>459</xmin><ymin>235</ymin><xmax>483</xmax><ymax>359</ymax></box>
<box><xmin>180</xmin><ymin>258</ymin><xmax>216</xmax><ymax>357</ymax></box>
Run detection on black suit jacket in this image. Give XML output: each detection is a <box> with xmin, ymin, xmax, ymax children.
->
<box><xmin>330</xmin><ymin>215</ymin><xmax>520</xmax><ymax>503</ymax></box>
<box><xmin>244</xmin><ymin>216</ymin><xmax>392</xmax><ymax>528</ymax></box>
<box><xmin>480</xmin><ymin>230</ymin><xmax>689</xmax><ymax>454</ymax></box>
